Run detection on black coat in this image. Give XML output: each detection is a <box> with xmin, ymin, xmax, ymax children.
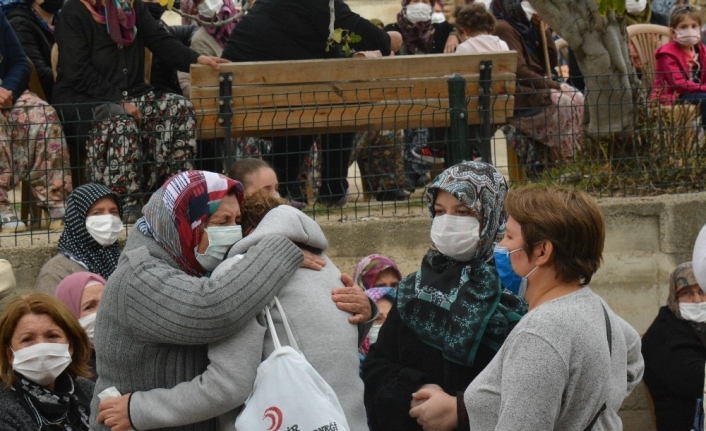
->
<box><xmin>52</xmin><ymin>0</ymin><xmax>198</xmax><ymax>105</ymax></box>
<box><xmin>6</xmin><ymin>6</ymin><xmax>54</xmax><ymax>100</ymax></box>
<box><xmin>642</xmin><ymin>306</ymin><xmax>706</xmax><ymax>431</ymax></box>
<box><xmin>361</xmin><ymin>302</ymin><xmax>495</xmax><ymax>431</ymax></box>
<box><xmin>150</xmin><ymin>22</ymin><xmax>197</xmax><ymax>95</ymax></box>
<box><xmin>221</xmin><ymin>0</ymin><xmax>391</xmax><ymax>62</ymax></box>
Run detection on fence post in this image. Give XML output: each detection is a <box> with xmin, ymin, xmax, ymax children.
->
<box><xmin>218</xmin><ymin>72</ymin><xmax>233</xmax><ymax>173</ymax></box>
<box><xmin>478</xmin><ymin>60</ymin><xmax>493</xmax><ymax>165</ymax></box>
<box><xmin>448</xmin><ymin>73</ymin><xmax>469</xmax><ymax>165</ymax></box>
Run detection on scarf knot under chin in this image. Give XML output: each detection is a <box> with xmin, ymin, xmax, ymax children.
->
<box><xmin>397</xmin><ymin>249</ymin><xmax>527</xmax><ymax>366</ymax></box>
<box><xmin>12</xmin><ymin>373</ymin><xmax>90</xmax><ymax>431</ymax></box>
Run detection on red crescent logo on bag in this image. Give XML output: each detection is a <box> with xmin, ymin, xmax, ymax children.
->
<box><xmin>263</xmin><ymin>406</ymin><xmax>283</xmax><ymax>431</ymax></box>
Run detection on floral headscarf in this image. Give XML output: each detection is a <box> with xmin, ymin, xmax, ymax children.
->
<box><xmin>79</xmin><ymin>0</ymin><xmax>137</xmax><ymax>46</ymax></box>
<box><xmin>352</xmin><ymin>254</ymin><xmax>402</xmax><ymax>290</ymax></box>
<box><xmin>425</xmin><ymin>160</ymin><xmax>508</xmax><ymax>262</ymax></box>
<box><xmin>398</xmin><ymin>161</ymin><xmax>525</xmax><ymax>367</ymax></box>
<box><xmin>200</xmin><ymin>0</ymin><xmax>240</xmax><ymax>49</ymax></box>
<box><xmin>136</xmin><ymin>171</ymin><xmax>244</xmax><ymax>276</ymax></box>
<box><xmin>668</xmin><ymin>262</ymin><xmax>700</xmax><ymax>317</ymax></box>
<box><xmin>396</xmin><ymin>0</ymin><xmax>435</xmax><ymax>55</ymax></box>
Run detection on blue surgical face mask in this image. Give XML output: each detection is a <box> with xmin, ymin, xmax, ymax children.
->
<box><xmin>493</xmin><ymin>244</ymin><xmax>538</xmax><ymax>298</ymax></box>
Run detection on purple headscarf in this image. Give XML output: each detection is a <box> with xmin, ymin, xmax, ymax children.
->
<box><xmin>352</xmin><ymin>254</ymin><xmax>402</xmax><ymax>290</ymax></box>
<box><xmin>55</xmin><ymin>272</ymin><xmax>107</xmax><ymax>319</ymax></box>
<box><xmin>200</xmin><ymin>0</ymin><xmax>240</xmax><ymax>49</ymax></box>
<box><xmin>365</xmin><ymin>287</ymin><xmax>397</xmax><ymax>303</ymax></box>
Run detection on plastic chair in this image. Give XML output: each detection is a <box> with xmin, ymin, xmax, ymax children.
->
<box><xmin>626</xmin><ymin>23</ymin><xmax>671</xmax><ymax>87</ymax></box>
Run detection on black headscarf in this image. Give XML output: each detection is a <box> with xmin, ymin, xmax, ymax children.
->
<box><xmin>490</xmin><ymin>0</ymin><xmax>539</xmax><ymax>56</ymax></box>
<box><xmin>57</xmin><ymin>184</ymin><xmax>123</xmax><ymax>279</ymax></box>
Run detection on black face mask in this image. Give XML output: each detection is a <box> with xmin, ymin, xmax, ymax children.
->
<box><xmin>38</xmin><ymin>0</ymin><xmax>64</xmax><ymax>14</ymax></box>
<box><xmin>145</xmin><ymin>2</ymin><xmax>165</xmax><ymax>20</ymax></box>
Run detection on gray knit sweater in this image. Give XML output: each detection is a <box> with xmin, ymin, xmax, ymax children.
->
<box><xmin>127</xmin><ymin>206</ymin><xmax>368</xmax><ymax>431</ymax></box>
<box><xmin>89</xmin><ymin>227</ymin><xmax>303</xmax><ymax>431</ymax></box>
<box><xmin>464</xmin><ymin>287</ymin><xmax>644</xmax><ymax>431</ymax></box>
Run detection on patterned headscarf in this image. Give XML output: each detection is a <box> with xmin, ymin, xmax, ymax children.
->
<box><xmin>57</xmin><ymin>184</ymin><xmax>123</xmax><ymax>280</ymax></box>
<box><xmin>136</xmin><ymin>171</ymin><xmax>244</xmax><ymax>276</ymax></box>
<box><xmin>200</xmin><ymin>0</ymin><xmax>240</xmax><ymax>49</ymax></box>
<box><xmin>490</xmin><ymin>0</ymin><xmax>538</xmax><ymax>56</ymax></box>
<box><xmin>398</xmin><ymin>161</ymin><xmax>526</xmax><ymax>367</ymax></box>
<box><xmin>79</xmin><ymin>0</ymin><xmax>137</xmax><ymax>46</ymax></box>
<box><xmin>668</xmin><ymin>262</ymin><xmax>700</xmax><ymax>316</ymax></box>
<box><xmin>365</xmin><ymin>286</ymin><xmax>397</xmax><ymax>303</ymax></box>
<box><xmin>396</xmin><ymin>0</ymin><xmax>435</xmax><ymax>55</ymax></box>
<box><xmin>352</xmin><ymin>254</ymin><xmax>402</xmax><ymax>290</ymax></box>
<box><xmin>55</xmin><ymin>272</ymin><xmax>107</xmax><ymax>319</ymax></box>
<box><xmin>425</xmin><ymin>160</ymin><xmax>508</xmax><ymax>262</ymax></box>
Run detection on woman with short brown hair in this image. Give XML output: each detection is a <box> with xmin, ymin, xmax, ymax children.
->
<box><xmin>0</xmin><ymin>293</ymin><xmax>94</xmax><ymax>430</ymax></box>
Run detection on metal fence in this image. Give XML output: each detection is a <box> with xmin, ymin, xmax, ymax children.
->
<box><xmin>2</xmin><ymin>69</ymin><xmax>705</xmax><ymax>245</ymax></box>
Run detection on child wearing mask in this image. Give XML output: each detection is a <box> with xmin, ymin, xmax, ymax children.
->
<box><xmin>651</xmin><ymin>4</ymin><xmax>706</xmax><ymax>127</ymax></box>
<box><xmin>454</xmin><ymin>3</ymin><xmax>509</xmax><ymax>55</ymax></box>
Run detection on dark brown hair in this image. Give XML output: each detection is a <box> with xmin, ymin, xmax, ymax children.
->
<box><xmin>669</xmin><ymin>4</ymin><xmax>702</xmax><ymax>28</ymax></box>
<box><xmin>240</xmin><ymin>189</ymin><xmax>289</xmax><ymax>234</ymax></box>
<box><xmin>454</xmin><ymin>3</ymin><xmax>496</xmax><ymax>35</ymax></box>
<box><xmin>1</xmin><ymin>293</ymin><xmax>92</xmax><ymax>387</ymax></box>
<box><xmin>504</xmin><ymin>185</ymin><xmax>605</xmax><ymax>285</ymax></box>
<box><xmin>228</xmin><ymin>158</ymin><xmax>272</xmax><ymax>189</ymax></box>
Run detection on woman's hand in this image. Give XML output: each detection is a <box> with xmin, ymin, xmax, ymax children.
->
<box><xmin>0</xmin><ymin>88</ymin><xmax>13</xmax><ymax>107</ymax></box>
<box><xmin>300</xmin><ymin>248</ymin><xmax>326</xmax><ymax>270</ymax></box>
<box><xmin>196</xmin><ymin>55</ymin><xmax>230</xmax><ymax>71</ymax></box>
<box><xmin>443</xmin><ymin>34</ymin><xmax>459</xmax><ymax>54</ymax></box>
<box><xmin>97</xmin><ymin>394</ymin><xmax>133</xmax><ymax>431</ymax></box>
<box><xmin>409</xmin><ymin>385</ymin><xmax>458</xmax><ymax>431</ymax></box>
<box><xmin>121</xmin><ymin>102</ymin><xmax>142</xmax><ymax>125</ymax></box>
<box><xmin>332</xmin><ymin>273</ymin><xmax>372</xmax><ymax>324</ymax></box>
<box><xmin>387</xmin><ymin>31</ymin><xmax>403</xmax><ymax>53</ymax></box>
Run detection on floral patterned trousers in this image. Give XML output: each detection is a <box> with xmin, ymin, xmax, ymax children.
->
<box><xmin>0</xmin><ymin>91</ymin><xmax>72</xmax><ymax>217</ymax></box>
<box><xmin>86</xmin><ymin>92</ymin><xmax>197</xmax><ymax>208</ymax></box>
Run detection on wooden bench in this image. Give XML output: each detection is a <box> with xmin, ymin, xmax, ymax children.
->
<box><xmin>189</xmin><ymin>52</ymin><xmax>517</xmax><ymax>174</ymax></box>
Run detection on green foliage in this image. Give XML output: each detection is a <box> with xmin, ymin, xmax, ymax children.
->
<box><xmin>597</xmin><ymin>0</ymin><xmax>626</xmax><ymax>15</ymax></box>
<box><xmin>326</xmin><ymin>29</ymin><xmax>362</xmax><ymax>57</ymax></box>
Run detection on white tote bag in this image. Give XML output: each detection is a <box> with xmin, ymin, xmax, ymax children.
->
<box><xmin>235</xmin><ymin>297</ymin><xmax>350</xmax><ymax>431</ymax></box>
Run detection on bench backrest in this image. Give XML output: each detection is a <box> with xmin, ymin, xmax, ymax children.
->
<box><xmin>190</xmin><ymin>52</ymin><xmax>517</xmax><ymax>140</ymax></box>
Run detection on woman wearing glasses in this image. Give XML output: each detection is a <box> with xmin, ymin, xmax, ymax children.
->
<box><xmin>642</xmin><ymin>262</ymin><xmax>706</xmax><ymax>431</ymax></box>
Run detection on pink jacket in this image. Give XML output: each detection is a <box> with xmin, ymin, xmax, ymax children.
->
<box><xmin>651</xmin><ymin>39</ymin><xmax>706</xmax><ymax>104</ymax></box>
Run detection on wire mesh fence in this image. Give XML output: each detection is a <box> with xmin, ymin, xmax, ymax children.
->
<box><xmin>3</xmin><ymin>66</ymin><xmax>706</xmax><ymax>245</ymax></box>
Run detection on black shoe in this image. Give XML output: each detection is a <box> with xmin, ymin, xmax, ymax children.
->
<box><xmin>376</xmin><ymin>190</ymin><xmax>409</xmax><ymax>201</ymax></box>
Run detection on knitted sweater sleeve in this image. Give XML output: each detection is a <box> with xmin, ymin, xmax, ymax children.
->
<box><xmin>129</xmin><ymin>318</ymin><xmax>266</xmax><ymax>429</ymax></box>
<box><xmin>123</xmin><ymin>234</ymin><xmax>302</xmax><ymax>345</ymax></box>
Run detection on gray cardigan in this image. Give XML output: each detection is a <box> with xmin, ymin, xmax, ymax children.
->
<box><xmin>89</xmin><ymin>227</ymin><xmax>303</xmax><ymax>431</ymax></box>
<box><xmin>0</xmin><ymin>376</ymin><xmax>95</xmax><ymax>430</ymax></box>
<box><xmin>128</xmin><ymin>206</ymin><xmax>369</xmax><ymax>431</ymax></box>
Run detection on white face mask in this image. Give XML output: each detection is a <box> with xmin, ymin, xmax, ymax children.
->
<box><xmin>85</xmin><ymin>215</ymin><xmax>123</xmax><ymax>247</ymax></box>
<box><xmin>431</xmin><ymin>12</ymin><xmax>446</xmax><ymax>24</ymax></box>
<box><xmin>78</xmin><ymin>313</ymin><xmax>97</xmax><ymax>342</ymax></box>
<box><xmin>679</xmin><ymin>302</ymin><xmax>706</xmax><ymax>323</ymax></box>
<box><xmin>430</xmin><ymin>215</ymin><xmax>481</xmax><ymax>261</ymax></box>
<box><xmin>195</xmin><ymin>225</ymin><xmax>243</xmax><ymax>272</ymax></box>
<box><xmin>520</xmin><ymin>0</ymin><xmax>536</xmax><ymax>21</ymax></box>
<box><xmin>405</xmin><ymin>3</ymin><xmax>432</xmax><ymax>23</ymax></box>
<box><xmin>368</xmin><ymin>324</ymin><xmax>382</xmax><ymax>344</ymax></box>
<box><xmin>12</xmin><ymin>343</ymin><xmax>72</xmax><ymax>386</ymax></box>
<box><xmin>676</xmin><ymin>28</ymin><xmax>701</xmax><ymax>47</ymax></box>
<box><xmin>198</xmin><ymin>0</ymin><xmax>224</xmax><ymax>19</ymax></box>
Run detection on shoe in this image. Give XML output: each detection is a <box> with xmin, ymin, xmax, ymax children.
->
<box><xmin>1</xmin><ymin>208</ymin><xmax>26</xmax><ymax>233</ymax></box>
<box><xmin>122</xmin><ymin>205</ymin><xmax>142</xmax><ymax>225</ymax></box>
<box><xmin>411</xmin><ymin>146</ymin><xmax>445</xmax><ymax>164</ymax></box>
<box><xmin>376</xmin><ymin>190</ymin><xmax>409</xmax><ymax>201</ymax></box>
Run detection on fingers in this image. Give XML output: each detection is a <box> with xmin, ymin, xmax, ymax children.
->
<box><xmin>214</xmin><ymin>57</ymin><xmax>230</xmax><ymax>63</ymax></box>
<box><xmin>300</xmin><ymin>248</ymin><xmax>326</xmax><ymax>270</ymax></box>
<box><xmin>340</xmin><ymin>273</ymin><xmax>354</xmax><ymax>287</ymax></box>
<box><xmin>412</xmin><ymin>388</ymin><xmax>434</xmax><ymax>400</ymax></box>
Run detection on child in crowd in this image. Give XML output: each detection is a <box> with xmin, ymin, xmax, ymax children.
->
<box><xmin>651</xmin><ymin>4</ymin><xmax>706</xmax><ymax>127</ymax></box>
<box><xmin>454</xmin><ymin>3</ymin><xmax>509</xmax><ymax>54</ymax></box>
<box><xmin>229</xmin><ymin>158</ymin><xmax>307</xmax><ymax>209</ymax></box>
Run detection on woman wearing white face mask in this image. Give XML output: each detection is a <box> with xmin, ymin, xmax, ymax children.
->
<box><xmin>35</xmin><ymin>184</ymin><xmax>124</xmax><ymax>296</ymax></box>
<box><xmin>55</xmin><ymin>272</ymin><xmax>106</xmax><ymax>381</ymax></box>
<box><xmin>642</xmin><ymin>262</ymin><xmax>706</xmax><ymax>431</ymax></box>
<box><xmin>362</xmin><ymin>161</ymin><xmax>528</xmax><ymax>431</ymax></box>
<box><xmin>0</xmin><ymin>293</ymin><xmax>94</xmax><ymax>430</ymax></box>
<box><xmin>384</xmin><ymin>0</ymin><xmax>454</xmax><ymax>55</ymax></box>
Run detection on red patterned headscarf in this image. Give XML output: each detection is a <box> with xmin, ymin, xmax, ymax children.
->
<box><xmin>137</xmin><ymin>171</ymin><xmax>244</xmax><ymax>276</ymax></box>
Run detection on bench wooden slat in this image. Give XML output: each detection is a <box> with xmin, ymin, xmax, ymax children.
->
<box><xmin>190</xmin><ymin>52</ymin><xmax>518</xmax><ymax>87</ymax></box>
<box><xmin>195</xmin><ymin>95</ymin><xmax>515</xmax><ymax>140</ymax></box>
<box><xmin>190</xmin><ymin>72</ymin><xmax>516</xmax><ymax>112</ymax></box>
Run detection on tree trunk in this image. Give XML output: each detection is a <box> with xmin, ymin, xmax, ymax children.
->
<box><xmin>531</xmin><ymin>0</ymin><xmax>635</xmax><ymax>138</ymax></box>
